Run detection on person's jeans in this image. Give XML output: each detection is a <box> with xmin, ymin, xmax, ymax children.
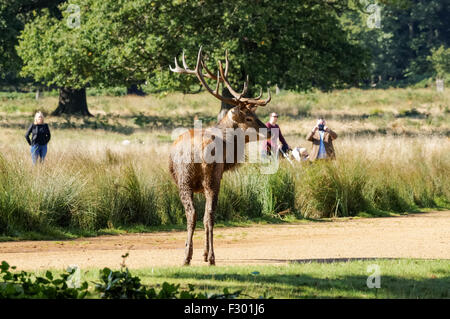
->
<box><xmin>280</xmin><ymin>144</ymin><xmax>289</xmax><ymax>154</ymax></box>
<box><xmin>31</xmin><ymin>144</ymin><xmax>47</xmax><ymax>164</ymax></box>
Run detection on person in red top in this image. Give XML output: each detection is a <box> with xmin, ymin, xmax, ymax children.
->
<box><xmin>263</xmin><ymin>112</ymin><xmax>290</xmax><ymax>156</ymax></box>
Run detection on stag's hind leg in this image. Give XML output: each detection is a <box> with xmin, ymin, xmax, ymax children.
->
<box><xmin>203</xmin><ymin>188</ymin><xmax>219</xmax><ymax>266</ymax></box>
<box><xmin>179</xmin><ymin>187</ymin><xmax>196</xmax><ymax>266</ymax></box>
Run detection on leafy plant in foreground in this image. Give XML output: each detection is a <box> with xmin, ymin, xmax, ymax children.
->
<box><xmin>0</xmin><ymin>261</ymin><xmax>89</xmax><ymax>299</ymax></box>
<box><xmin>94</xmin><ymin>254</ymin><xmax>242</xmax><ymax>299</ymax></box>
<box><xmin>0</xmin><ymin>255</ymin><xmax>244</xmax><ymax>299</ymax></box>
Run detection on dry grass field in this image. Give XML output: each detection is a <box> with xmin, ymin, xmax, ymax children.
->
<box><xmin>0</xmin><ymin>87</ymin><xmax>449</xmax><ymax>238</ymax></box>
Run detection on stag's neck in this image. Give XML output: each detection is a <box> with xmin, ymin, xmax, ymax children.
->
<box><xmin>212</xmin><ymin>110</ymin><xmax>244</xmax><ymax>172</ymax></box>
<box><xmin>215</xmin><ymin>110</ymin><xmax>238</xmax><ymax>131</ymax></box>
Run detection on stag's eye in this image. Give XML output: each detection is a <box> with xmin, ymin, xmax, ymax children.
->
<box><xmin>246</xmin><ymin>117</ymin><xmax>253</xmax><ymax>122</ymax></box>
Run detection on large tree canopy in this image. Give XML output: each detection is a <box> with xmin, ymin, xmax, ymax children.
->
<box><xmin>17</xmin><ymin>0</ymin><xmax>371</xmax><ymax>115</ymax></box>
<box><xmin>129</xmin><ymin>0</ymin><xmax>371</xmax><ymax>92</ymax></box>
<box><xmin>0</xmin><ymin>0</ymin><xmax>65</xmax><ymax>80</ymax></box>
<box><xmin>342</xmin><ymin>0</ymin><xmax>450</xmax><ymax>85</ymax></box>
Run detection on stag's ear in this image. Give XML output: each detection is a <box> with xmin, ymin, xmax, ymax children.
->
<box><xmin>228</xmin><ymin>106</ymin><xmax>240</xmax><ymax>122</ymax></box>
<box><xmin>245</xmin><ymin>104</ymin><xmax>258</xmax><ymax>113</ymax></box>
<box><xmin>231</xmin><ymin>106</ymin><xmax>246</xmax><ymax>116</ymax></box>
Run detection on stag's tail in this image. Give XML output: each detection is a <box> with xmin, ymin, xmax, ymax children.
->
<box><xmin>168</xmin><ymin>156</ymin><xmax>176</xmax><ymax>182</ymax></box>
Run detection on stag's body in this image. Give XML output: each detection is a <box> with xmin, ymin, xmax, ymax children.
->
<box><xmin>169</xmin><ymin>48</ymin><xmax>271</xmax><ymax>265</ymax></box>
<box><xmin>169</xmin><ymin>117</ymin><xmax>239</xmax><ymax>266</ymax></box>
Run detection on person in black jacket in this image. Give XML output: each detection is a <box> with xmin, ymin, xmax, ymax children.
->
<box><xmin>25</xmin><ymin>111</ymin><xmax>51</xmax><ymax>164</ymax></box>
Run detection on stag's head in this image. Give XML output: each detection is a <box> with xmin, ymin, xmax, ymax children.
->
<box><xmin>170</xmin><ymin>47</ymin><xmax>271</xmax><ymax>136</ymax></box>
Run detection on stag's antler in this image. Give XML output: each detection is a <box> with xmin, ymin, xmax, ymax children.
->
<box><xmin>170</xmin><ymin>47</ymin><xmax>271</xmax><ymax>108</ymax></box>
<box><xmin>218</xmin><ymin>57</ymin><xmax>270</xmax><ymax>106</ymax></box>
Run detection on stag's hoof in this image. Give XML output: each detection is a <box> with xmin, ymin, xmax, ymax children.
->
<box><xmin>203</xmin><ymin>253</ymin><xmax>208</xmax><ymax>262</ymax></box>
<box><xmin>183</xmin><ymin>260</ymin><xmax>191</xmax><ymax>266</ymax></box>
<box><xmin>208</xmin><ymin>258</ymin><xmax>215</xmax><ymax>266</ymax></box>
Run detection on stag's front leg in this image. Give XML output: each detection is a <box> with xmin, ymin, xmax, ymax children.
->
<box><xmin>204</xmin><ymin>189</ymin><xmax>218</xmax><ymax>266</ymax></box>
<box><xmin>203</xmin><ymin>211</ymin><xmax>209</xmax><ymax>262</ymax></box>
<box><xmin>180</xmin><ymin>188</ymin><xmax>196</xmax><ymax>266</ymax></box>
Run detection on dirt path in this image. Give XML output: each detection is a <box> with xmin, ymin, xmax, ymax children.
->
<box><xmin>1</xmin><ymin>211</ymin><xmax>449</xmax><ymax>270</ymax></box>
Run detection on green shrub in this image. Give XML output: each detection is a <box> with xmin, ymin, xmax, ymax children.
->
<box><xmin>86</xmin><ymin>87</ymin><xmax>127</xmax><ymax>97</ymax></box>
<box><xmin>95</xmin><ymin>261</ymin><xmax>241</xmax><ymax>299</ymax></box>
<box><xmin>0</xmin><ymin>258</ymin><xmax>243</xmax><ymax>299</ymax></box>
<box><xmin>0</xmin><ymin>261</ymin><xmax>89</xmax><ymax>299</ymax></box>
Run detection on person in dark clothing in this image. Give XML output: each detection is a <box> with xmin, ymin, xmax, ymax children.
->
<box><xmin>25</xmin><ymin>111</ymin><xmax>51</xmax><ymax>164</ymax></box>
<box><xmin>263</xmin><ymin>112</ymin><xmax>290</xmax><ymax>156</ymax></box>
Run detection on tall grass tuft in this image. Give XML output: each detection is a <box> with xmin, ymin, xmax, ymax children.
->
<box><xmin>0</xmin><ymin>135</ymin><xmax>448</xmax><ymax>237</ymax></box>
<box><xmin>295</xmin><ymin>160</ymin><xmax>367</xmax><ymax>218</ymax></box>
<box><xmin>0</xmin><ymin>154</ymin><xmax>44</xmax><ymax>234</ymax></box>
<box><xmin>293</xmin><ymin>137</ymin><xmax>449</xmax><ymax>218</ymax></box>
<box><xmin>217</xmin><ymin>167</ymin><xmax>264</xmax><ymax>221</ymax></box>
<box><xmin>153</xmin><ymin>171</ymin><xmax>185</xmax><ymax>225</ymax></box>
<box><xmin>94</xmin><ymin>164</ymin><xmax>160</xmax><ymax>228</ymax></box>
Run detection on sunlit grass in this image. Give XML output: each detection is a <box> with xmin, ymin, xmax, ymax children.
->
<box><xmin>0</xmin><ymin>88</ymin><xmax>449</xmax><ymax>238</ymax></box>
<box><xmin>0</xmin><ymin>131</ymin><xmax>448</xmax><ymax>238</ymax></box>
<box><xmin>29</xmin><ymin>259</ymin><xmax>450</xmax><ymax>299</ymax></box>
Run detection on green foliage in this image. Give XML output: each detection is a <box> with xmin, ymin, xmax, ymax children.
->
<box><xmin>341</xmin><ymin>0</ymin><xmax>450</xmax><ymax>86</ymax></box>
<box><xmin>428</xmin><ymin>45</ymin><xmax>450</xmax><ymax>78</ymax></box>
<box><xmin>0</xmin><ymin>261</ymin><xmax>89</xmax><ymax>299</ymax></box>
<box><xmin>16</xmin><ymin>0</ymin><xmax>370</xmax><ymax>93</ymax></box>
<box><xmin>3</xmin><ymin>0</ymin><xmax>448</xmax><ymax>91</ymax></box>
<box><xmin>95</xmin><ymin>266</ymin><xmax>241</xmax><ymax>299</ymax></box>
<box><xmin>0</xmin><ymin>0</ymin><xmax>65</xmax><ymax>79</ymax></box>
<box><xmin>17</xmin><ymin>1</ymin><xmax>106</xmax><ymax>89</ymax></box>
<box><xmin>0</xmin><ymin>258</ymin><xmax>243</xmax><ymax>299</ymax></box>
<box><xmin>161</xmin><ymin>0</ymin><xmax>370</xmax><ymax>91</ymax></box>
<box><xmin>0</xmin><ymin>1</ymin><xmax>21</xmax><ymax>77</ymax></box>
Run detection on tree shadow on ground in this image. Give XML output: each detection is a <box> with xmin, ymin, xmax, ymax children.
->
<box><xmin>129</xmin><ymin>113</ymin><xmax>217</xmax><ymax>129</ymax></box>
<box><xmin>0</xmin><ymin>113</ymin><xmax>218</xmax><ymax>135</ymax></box>
<box><xmin>280</xmin><ymin>108</ymin><xmax>432</xmax><ymax>121</ymax></box>
<box><xmin>155</xmin><ymin>261</ymin><xmax>450</xmax><ymax>298</ymax></box>
<box><xmin>2</xmin><ymin>110</ymin><xmax>448</xmax><ymax>137</ymax></box>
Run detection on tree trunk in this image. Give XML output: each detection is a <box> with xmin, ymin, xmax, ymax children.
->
<box><xmin>127</xmin><ymin>84</ymin><xmax>146</xmax><ymax>96</ymax></box>
<box><xmin>52</xmin><ymin>87</ymin><xmax>92</xmax><ymax>116</ymax></box>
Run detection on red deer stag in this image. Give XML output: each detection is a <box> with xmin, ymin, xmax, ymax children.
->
<box><xmin>169</xmin><ymin>47</ymin><xmax>271</xmax><ymax>265</ymax></box>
